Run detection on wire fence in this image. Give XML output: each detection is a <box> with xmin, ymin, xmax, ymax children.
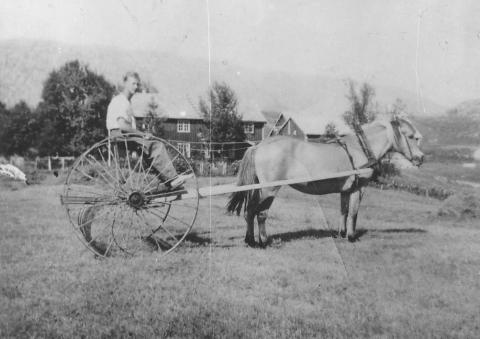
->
<box><xmin>2</xmin><ymin>140</ymin><xmax>253</xmax><ymax>177</ymax></box>
<box><xmin>29</xmin><ymin>156</ymin><xmax>239</xmax><ymax>177</ymax></box>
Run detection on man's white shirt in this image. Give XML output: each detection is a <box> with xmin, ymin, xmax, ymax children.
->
<box><xmin>106</xmin><ymin>94</ymin><xmax>136</xmax><ymax>130</ymax></box>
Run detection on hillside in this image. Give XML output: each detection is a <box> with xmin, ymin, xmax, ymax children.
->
<box><xmin>0</xmin><ymin>39</ymin><xmax>447</xmax><ymax>134</ymax></box>
<box><xmin>414</xmin><ymin>99</ymin><xmax>480</xmax><ymax>146</ymax></box>
<box><xmin>415</xmin><ymin>115</ymin><xmax>480</xmax><ymax>146</ymax></box>
<box><xmin>445</xmin><ymin>99</ymin><xmax>480</xmax><ymax>120</ymax></box>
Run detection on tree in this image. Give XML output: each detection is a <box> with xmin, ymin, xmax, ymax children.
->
<box><xmin>36</xmin><ymin>60</ymin><xmax>115</xmax><ymax>155</ymax></box>
<box><xmin>0</xmin><ymin>101</ymin><xmax>38</xmax><ymax>156</ymax></box>
<box><xmin>389</xmin><ymin>98</ymin><xmax>407</xmax><ymax>118</ymax></box>
<box><xmin>324</xmin><ymin>122</ymin><xmax>339</xmax><ymax>138</ymax></box>
<box><xmin>0</xmin><ymin>101</ymin><xmax>9</xmax><ymax>154</ymax></box>
<box><xmin>342</xmin><ymin>80</ymin><xmax>377</xmax><ymax>129</ymax></box>
<box><xmin>139</xmin><ymin>80</ymin><xmax>158</xmax><ymax>94</ymax></box>
<box><xmin>199</xmin><ymin>82</ymin><xmax>245</xmax><ymax>159</ymax></box>
<box><xmin>142</xmin><ymin>96</ymin><xmax>166</xmax><ymax>137</ymax></box>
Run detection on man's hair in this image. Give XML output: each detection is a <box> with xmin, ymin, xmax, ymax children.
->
<box><xmin>123</xmin><ymin>71</ymin><xmax>140</xmax><ymax>82</ymax></box>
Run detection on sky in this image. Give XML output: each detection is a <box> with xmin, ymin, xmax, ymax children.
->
<box><xmin>1</xmin><ymin>0</ymin><xmax>480</xmax><ymax>107</ymax></box>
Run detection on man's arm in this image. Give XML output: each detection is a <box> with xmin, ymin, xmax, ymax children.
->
<box><xmin>116</xmin><ymin>116</ymin><xmax>137</xmax><ymax>133</ymax></box>
<box><xmin>116</xmin><ymin>117</ymin><xmax>152</xmax><ymax>138</ymax></box>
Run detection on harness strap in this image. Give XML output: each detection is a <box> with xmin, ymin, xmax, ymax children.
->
<box><xmin>352</xmin><ymin>123</ymin><xmax>377</xmax><ymax>166</ymax></box>
<box><xmin>335</xmin><ymin>124</ymin><xmax>380</xmax><ymax>190</ymax></box>
<box><xmin>335</xmin><ymin>138</ymin><xmax>357</xmax><ymax>170</ymax></box>
<box><xmin>334</xmin><ymin>138</ymin><xmax>361</xmax><ymax>190</ymax></box>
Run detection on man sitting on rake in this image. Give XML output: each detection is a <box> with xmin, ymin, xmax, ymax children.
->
<box><xmin>106</xmin><ymin>71</ymin><xmax>190</xmax><ymax>191</ymax></box>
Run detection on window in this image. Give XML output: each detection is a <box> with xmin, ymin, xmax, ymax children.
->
<box><xmin>177</xmin><ymin>143</ymin><xmax>191</xmax><ymax>158</ymax></box>
<box><xmin>244</xmin><ymin>123</ymin><xmax>254</xmax><ymax>134</ymax></box>
<box><xmin>177</xmin><ymin>120</ymin><xmax>190</xmax><ymax>133</ymax></box>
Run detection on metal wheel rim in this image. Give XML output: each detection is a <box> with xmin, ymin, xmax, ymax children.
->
<box><xmin>61</xmin><ymin>134</ymin><xmax>199</xmax><ymax>258</ymax></box>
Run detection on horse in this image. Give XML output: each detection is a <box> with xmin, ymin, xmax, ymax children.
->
<box><xmin>227</xmin><ymin>117</ymin><xmax>424</xmax><ymax>245</ymax></box>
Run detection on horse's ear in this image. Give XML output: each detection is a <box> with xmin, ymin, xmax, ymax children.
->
<box><xmin>391</xmin><ymin>116</ymin><xmax>400</xmax><ymax>127</ymax></box>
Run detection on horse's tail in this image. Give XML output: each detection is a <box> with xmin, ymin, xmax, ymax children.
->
<box><xmin>227</xmin><ymin>146</ymin><xmax>258</xmax><ymax>215</ymax></box>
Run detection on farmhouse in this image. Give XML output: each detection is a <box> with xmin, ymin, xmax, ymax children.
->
<box><xmin>130</xmin><ymin>93</ymin><xmax>267</xmax><ymax>159</ymax></box>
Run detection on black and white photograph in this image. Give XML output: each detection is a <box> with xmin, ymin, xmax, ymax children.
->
<box><xmin>1</xmin><ymin>0</ymin><xmax>479</xmax><ymax>337</ymax></box>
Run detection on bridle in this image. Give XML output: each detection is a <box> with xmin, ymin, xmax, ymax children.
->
<box><xmin>390</xmin><ymin>119</ymin><xmax>415</xmax><ymax>161</ymax></box>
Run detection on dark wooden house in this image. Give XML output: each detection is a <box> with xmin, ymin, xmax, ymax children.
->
<box><xmin>131</xmin><ymin>93</ymin><xmax>266</xmax><ymax>159</ymax></box>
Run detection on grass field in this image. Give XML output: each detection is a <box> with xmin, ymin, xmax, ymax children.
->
<box><xmin>1</xmin><ymin>168</ymin><xmax>480</xmax><ymax>338</ymax></box>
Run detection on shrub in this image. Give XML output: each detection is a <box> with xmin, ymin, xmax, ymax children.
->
<box><xmin>438</xmin><ymin>191</ymin><xmax>480</xmax><ymax>219</ymax></box>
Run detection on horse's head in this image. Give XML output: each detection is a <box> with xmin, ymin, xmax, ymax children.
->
<box><xmin>389</xmin><ymin>117</ymin><xmax>424</xmax><ymax>166</ymax></box>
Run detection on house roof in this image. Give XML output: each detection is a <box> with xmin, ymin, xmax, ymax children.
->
<box><xmin>131</xmin><ymin>93</ymin><xmax>267</xmax><ymax>123</ymax></box>
<box><xmin>291</xmin><ymin>113</ymin><xmax>351</xmax><ymax>135</ymax></box>
<box><xmin>261</xmin><ymin>110</ymin><xmax>283</xmax><ymax>136</ymax></box>
<box><xmin>241</xmin><ymin>109</ymin><xmax>267</xmax><ymax>122</ymax></box>
<box><xmin>130</xmin><ymin>93</ymin><xmax>203</xmax><ymax>120</ymax></box>
<box><xmin>262</xmin><ymin>110</ymin><xmax>282</xmax><ymax>124</ymax></box>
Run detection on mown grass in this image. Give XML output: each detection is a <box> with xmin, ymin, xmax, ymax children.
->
<box><xmin>1</xmin><ymin>172</ymin><xmax>479</xmax><ymax>338</ymax></box>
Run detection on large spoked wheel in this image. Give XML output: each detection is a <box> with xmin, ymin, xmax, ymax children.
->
<box><xmin>61</xmin><ymin>133</ymin><xmax>199</xmax><ymax>258</ymax></box>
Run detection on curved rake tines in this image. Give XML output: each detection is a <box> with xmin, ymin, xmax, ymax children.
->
<box><xmin>61</xmin><ymin>134</ymin><xmax>199</xmax><ymax>257</ymax></box>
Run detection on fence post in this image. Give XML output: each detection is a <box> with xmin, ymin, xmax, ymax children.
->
<box><xmin>222</xmin><ymin>162</ymin><xmax>227</xmax><ymax>176</ymax></box>
<box><xmin>61</xmin><ymin>157</ymin><xmax>65</xmax><ymax>171</ymax></box>
<box><xmin>48</xmin><ymin>156</ymin><xmax>52</xmax><ymax>171</ymax></box>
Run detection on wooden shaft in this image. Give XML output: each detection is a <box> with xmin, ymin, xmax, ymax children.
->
<box><xmin>182</xmin><ymin>167</ymin><xmax>373</xmax><ymax>199</ymax></box>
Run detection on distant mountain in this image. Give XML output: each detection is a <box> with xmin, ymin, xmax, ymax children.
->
<box><xmin>0</xmin><ymin>39</ymin><xmax>446</xmax><ymax>134</ymax></box>
<box><xmin>445</xmin><ymin>99</ymin><xmax>480</xmax><ymax>120</ymax></box>
<box><xmin>413</xmin><ymin>99</ymin><xmax>480</xmax><ymax>150</ymax></box>
<box><xmin>413</xmin><ymin>115</ymin><xmax>480</xmax><ymax>146</ymax></box>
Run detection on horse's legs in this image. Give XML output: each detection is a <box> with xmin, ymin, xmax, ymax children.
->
<box><xmin>346</xmin><ymin>188</ymin><xmax>363</xmax><ymax>242</ymax></box>
<box><xmin>257</xmin><ymin>210</ymin><xmax>269</xmax><ymax>246</ymax></box>
<box><xmin>255</xmin><ymin>189</ymin><xmax>276</xmax><ymax>247</ymax></box>
<box><xmin>339</xmin><ymin>192</ymin><xmax>349</xmax><ymax>238</ymax></box>
<box><xmin>244</xmin><ymin>208</ymin><xmax>256</xmax><ymax>247</ymax></box>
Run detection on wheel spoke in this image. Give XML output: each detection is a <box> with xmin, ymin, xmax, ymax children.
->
<box><xmin>126</xmin><ymin>150</ymin><xmax>145</xmax><ymax>190</ymax></box>
<box><xmin>144</xmin><ymin>207</ymin><xmax>193</xmax><ymax>229</ymax></box>
<box><xmin>139</xmin><ymin>210</ymin><xmax>177</xmax><ymax>241</ymax></box>
<box><xmin>143</xmin><ymin>153</ymin><xmax>181</xmax><ymax>193</ymax></box>
<box><xmin>113</xmin><ymin>208</ymin><xmax>143</xmax><ymax>254</ymax></box>
<box><xmin>74</xmin><ymin>206</ymin><xmax>116</xmax><ymax>230</ymax></box>
<box><xmin>96</xmin><ymin>145</ymin><xmax>120</xmax><ymax>186</ymax></box>
<box><xmin>104</xmin><ymin>238</ymin><xmax>115</xmax><ymax>256</ymax></box>
<box><xmin>135</xmin><ymin>144</ymin><xmax>147</xmax><ymax>189</ymax></box>
<box><xmin>139</xmin><ymin>153</ymin><xmax>157</xmax><ymax>191</ymax></box>
<box><xmin>112</xmin><ymin>142</ymin><xmax>129</xmax><ymax>190</ymax></box>
<box><xmin>84</xmin><ymin>153</ymin><xmax>119</xmax><ymax>186</ymax></box>
<box><xmin>82</xmin><ymin>154</ymin><xmax>126</xmax><ymax>194</ymax></box>
<box><xmin>66</xmin><ymin>184</ymin><xmax>113</xmax><ymax>197</ymax></box>
<box><xmin>123</xmin><ymin>138</ymin><xmax>134</xmax><ymax>191</ymax></box>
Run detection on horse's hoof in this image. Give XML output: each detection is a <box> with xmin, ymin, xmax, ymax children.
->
<box><xmin>244</xmin><ymin>237</ymin><xmax>255</xmax><ymax>247</ymax></box>
<box><xmin>258</xmin><ymin>238</ymin><xmax>269</xmax><ymax>248</ymax></box>
<box><xmin>347</xmin><ymin>235</ymin><xmax>356</xmax><ymax>243</ymax></box>
<box><xmin>339</xmin><ymin>231</ymin><xmax>346</xmax><ymax>239</ymax></box>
